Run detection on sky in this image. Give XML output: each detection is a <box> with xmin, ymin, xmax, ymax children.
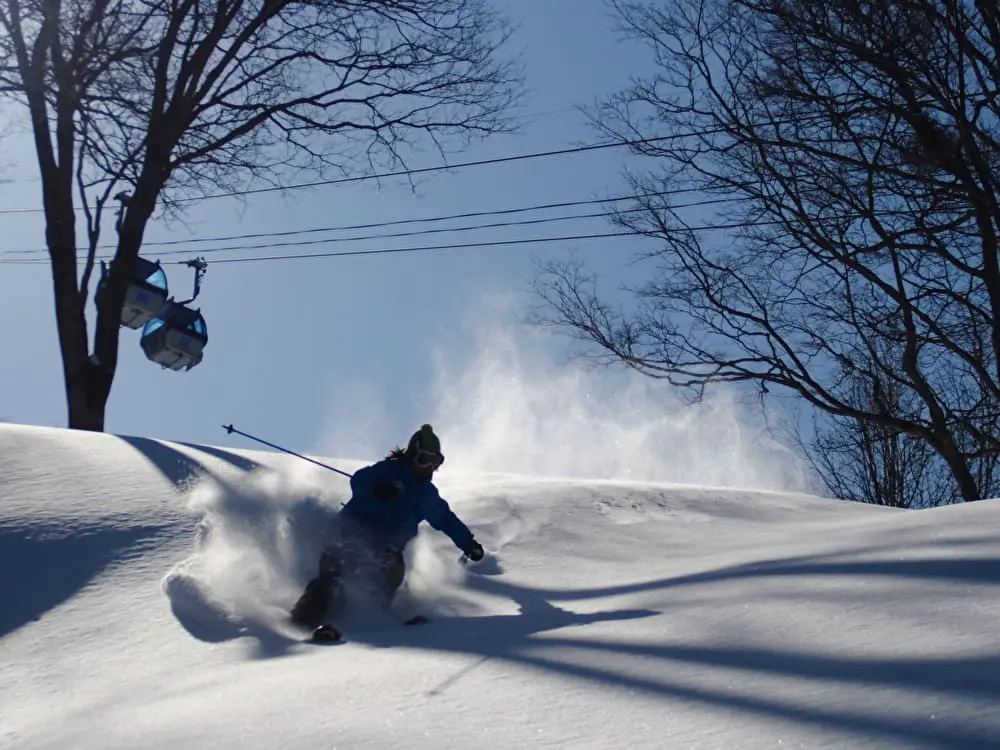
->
<box><xmin>0</xmin><ymin>0</ymin><xmax>740</xmax><ymax>474</ymax></box>
<box><xmin>3</xmin><ymin>422</ymin><xmax>1000</xmax><ymax>749</ymax></box>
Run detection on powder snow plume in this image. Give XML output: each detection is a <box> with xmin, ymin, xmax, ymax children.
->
<box><xmin>314</xmin><ymin>298</ymin><xmax>810</xmax><ymax>491</ymax></box>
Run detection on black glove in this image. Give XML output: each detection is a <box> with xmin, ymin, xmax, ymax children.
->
<box><xmin>372</xmin><ymin>480</ymin><xmax>403</xmax><ymax>502</ymax></box>
<box><xmin>464</xmin><ymin>539</ymin><xmax>485</xmax><ymax>562</ymax></box>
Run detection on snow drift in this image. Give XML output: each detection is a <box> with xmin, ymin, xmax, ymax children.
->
<box><xmin>2</xmin><ymin>423</ymin><xmax>999</xmax><ymax>749</ymax></box>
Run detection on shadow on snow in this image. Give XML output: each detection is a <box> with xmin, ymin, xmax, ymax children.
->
<box><xmin>348</xmin><ymin>550</ymin><xmax>1000</xmax><ymax>750</ymax></box>
<box><xmin>103</xmin><ymin>440</ymin><xmax>1000</xmax><ymax>749</ymax></box>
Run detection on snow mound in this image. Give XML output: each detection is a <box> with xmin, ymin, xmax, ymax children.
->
<box><xmin>3</xmin><ymin>422</ymin><xmax>1000</xmax><ymax>750</ymax></box>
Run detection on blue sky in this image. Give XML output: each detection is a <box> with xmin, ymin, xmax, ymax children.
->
<box><xmin>0</xmin><ymin>1</ymin><xmax>807</xmax><ymax>484</ymax></box>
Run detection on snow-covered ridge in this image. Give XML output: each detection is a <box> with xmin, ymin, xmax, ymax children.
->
<box><xmin>2</xmin><ymin>422</ymin><xmax>999</xmax><ymax>749</ymax></box>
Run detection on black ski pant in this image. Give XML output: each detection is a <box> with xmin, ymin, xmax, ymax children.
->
<box><xmin>291</xmin><ymin>540</ymin><xmax>405</xmax><ymax>627</ymax></box>
<box><xmin>318</xmin><ymin>542</ymin><xmax>405</xmax><ymax>604</ymax></box>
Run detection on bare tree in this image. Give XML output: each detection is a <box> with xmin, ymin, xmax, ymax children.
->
<box><xmin>798</xmin><ymin>366</ymin><xmax>955</xmax><ymax>508</ymax></box>
<box><xmin>802</xmin><ymin>356</ymin><xmax>1000</xmax><ymax>507</ymax></box>
<box><xmin>535</xmin><ymin>0</ymin><xmax>1000</xmax><ymax>502</ymax></box>
<box><xmin>0</xmin><ymin>0</ymin><xmax>521</xmax><ymax>431</ymax></box>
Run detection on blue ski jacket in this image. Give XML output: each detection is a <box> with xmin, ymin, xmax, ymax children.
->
<box><xmin>339</xmin><ymin>458</ymin><xmax>474</xmax><ymax>553</ymax></box>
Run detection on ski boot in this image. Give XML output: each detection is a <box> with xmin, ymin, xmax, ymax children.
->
<box><xmin>308</xmin><ymin>623</ymin><xmax>342</xmax><ymax>643</ymax></box>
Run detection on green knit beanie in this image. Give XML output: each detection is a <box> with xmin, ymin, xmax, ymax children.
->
<box><xmin>408</xmin><ymin>423</ymin><xmax>442</xmax><ymax>456</ymax></box>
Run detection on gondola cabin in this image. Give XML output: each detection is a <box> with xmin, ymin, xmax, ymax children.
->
<box><xmin>140</xmin><ymin>302</ymin><xmax>208</xmax><ymax>372</ymax></box>
<box><xmin>100</xmin><ymin>256</ymin><xmax>169</xmax><ymax>329</ymax></box>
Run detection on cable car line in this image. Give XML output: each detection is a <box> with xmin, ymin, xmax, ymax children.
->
<box><xmin>192</xmin><ymin>216</ymin><xmax>802</xmax><ymax>265</ymax></box>
<box><xmin>153</xmin><ymin>131</ymin><xmax>729</xmax><ymax>204</ymax></box>
<box><xmin>0</xmin><ymin>130</ymin><xmax>725</xmax><ymax>216</ymax></box>
<box><xmin>0</xmin><ymin>192</ymin><xmax>733</xmax><ymax>258</ymax></box>
<box><xmin>0</xmin><ymin>214</ymin><xmax>805</xmax><ymax>267</ymax></box>
<box><xmin>117</xmin><ymin>190</ymin><xmax>713</xmax><ymax>249</ymax></box>
<box><xmin>136</xmin><ymin>209</ymin><xmax>644</xmax><ymax>259</ymax></box>
<box><xmin>196</xmin><ymin>230</ymin><xmax>648</xmax><ymax>263</ymax></box>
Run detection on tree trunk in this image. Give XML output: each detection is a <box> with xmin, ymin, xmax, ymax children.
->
<box><xmin>66</xmin><ymin>369</ymin><xmax>109</xmax><ymax>432</ymax></box>
<box><xmin>932</xmin><ymin>430</ymin><xmax>982</xmax><ymax>502</ymax></box>
<box><xmin>19</xmin><ymin>6</ymin><xmax>107</xmax><ymax>432</ymax></box>
<box><xmin>48</xmin><ymin>218</ymin><xmax>110</xmax><ymax>431</ymax></box>
<box><xmin>50</xmin><ymin>248</ymin><xmax>109</xmax><ymax>431</ymax></box>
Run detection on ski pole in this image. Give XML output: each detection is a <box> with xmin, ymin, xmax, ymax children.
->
<box><xmin>222</xmin><ymin>424</ymin><xmax>353</xmax><ymax>479</ymax></box>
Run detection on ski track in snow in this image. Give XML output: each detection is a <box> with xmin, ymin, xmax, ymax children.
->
<box><xmin>2</xmin><ymin>423</ymin><xmax>1000</xmax><ymax>749</ymax></box>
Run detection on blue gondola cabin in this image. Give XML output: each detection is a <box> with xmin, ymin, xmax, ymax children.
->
<box><xmin>101</xmin><ymin>256</ymin><xmax>169</xmax><ymax>329</ymax></box>
<box><xmin>140</xmin><ymin>302</ymin><xmax>208</xmax><ymax>371</ymax></box>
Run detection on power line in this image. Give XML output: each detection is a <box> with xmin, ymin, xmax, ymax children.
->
<box><xmin>146</xmin><ymin>190</ymin><xmax>708</xmax><ymax>247</ymax></box>
<box><xmin>206</xmin><ymin>230</ymin><xmax>642</xmax><ymax>263</ymax></box>
<box><xmin>0</xmin><ymin>229</ymin><xmax>643</xmax><ymax>265</ymax></box>
<box><xmin>181</xmin><ymin>214</ymin><xmax>797</xmax><ymax>264</ymax></box>
<box><xmin>184</xmin><ymin>134</ymin><xmax>691</xmax><ymax>203</ymax></box>
<box><xmin>0</xmin><ymin>107</ymin><xmax>585</xmax><ymax>193</ymax></box>
<box><xmin>154</xmin><ymin>196</ymin><xmax>735</xmax><ymax>259</ymax></box>
<box><xmin>0</xmin><ymin>191</ymin><xmax>651</xmax><ymax>254</ymax></box>
<box><xmin>1</xmin><ymin>189</ymin><xmax>730</xmax><ymax>258</ymax></box>
<box><xmin>180</xmin><ymin>216</ymin><xmax>789</xmax><ymax>264</ymax></box>
<box><xmin>153</xmin><ymin>209</ymin><xmax>627</xmax><ymax>258</ymax></box>
<box><xmin>0</xmin><ymin>215</ymin><xmax>806</xmax><ymax>267</ymax></box>
<box><xmin>0</xmin><ymin>130</ymin><xmax>721</xmax><ymax>216</ymax></box>
<box><xmin>6</xmin><ymin>207</ymin><xmax>942</xmax><ymax>267</ymax></box>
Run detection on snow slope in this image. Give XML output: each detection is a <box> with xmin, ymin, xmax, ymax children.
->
<box><xmin>1</xmin><ymin>423</ymin><xmax>999</xmax><ymax>749</ymax></box>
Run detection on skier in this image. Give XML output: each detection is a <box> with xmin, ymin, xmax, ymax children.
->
<box><xmin>290</xmin><ymin>424</ymin><xmax>485</xmax><ymax>630</ymax></box>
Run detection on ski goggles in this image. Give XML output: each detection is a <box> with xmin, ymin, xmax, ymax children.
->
<box><xmin>413</xmin><ymin>449</ymin><xmax>444</xmax><ymax>469</ymax></box>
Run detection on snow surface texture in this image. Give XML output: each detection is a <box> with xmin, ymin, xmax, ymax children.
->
<box><xmin>1</xmin><ymin>423</ymin><xmax>999</xmax><ymax>749</ymax></box>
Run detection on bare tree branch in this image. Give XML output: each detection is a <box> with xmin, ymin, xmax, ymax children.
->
<box><xmin>0</xmin><ymin>0</ymin><xmax>523</xmax><ymax>430</ymax></box>
<box><xmin>537</xmin><ymin>0</ymin><xmax>1000</xmax><ymax>501</ymax></box>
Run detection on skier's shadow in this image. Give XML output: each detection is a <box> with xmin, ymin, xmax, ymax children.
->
<box><xmin>351</xmin><ymin>573</ymin><xmax>658</xmax><ymax>655</ymax></box>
